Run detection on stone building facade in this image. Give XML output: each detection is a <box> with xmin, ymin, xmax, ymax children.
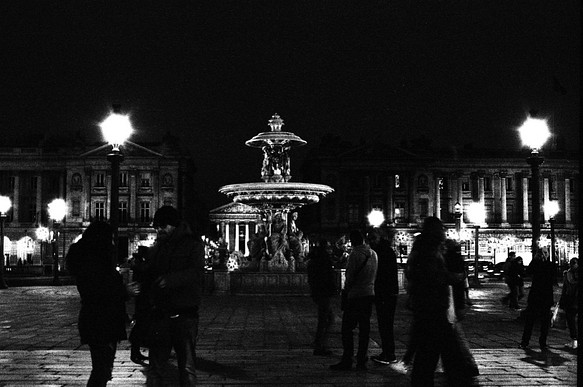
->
<box><xmin>300</xmin><ymin>138</ymin><xmax>579</xmax><ymax>265</ymax></box>
<box><xmin>0</xmin><ymin>134</ymin><xmax>196</xmax><ymax>275</ymax></box>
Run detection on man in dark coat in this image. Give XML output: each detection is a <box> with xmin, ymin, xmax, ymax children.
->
<box><xmin>146</xmin><ymin>206</ymin><xmax>206</xmax><ymax>387</ymax></box>
<box><xmin>520</xmin><ymin>249</ymin><xmax>555</xmax><ymax>351</ymax></box>
<box><xmin>368</xmin><ymin>228</ymin><xmax>399</xmax><ymax>364</ymax></box>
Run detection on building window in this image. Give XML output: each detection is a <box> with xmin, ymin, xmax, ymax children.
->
<box><xmin>394</xmin><ymin>174</ymin><xmax>400</xmax><ymax>188</ymax></box>
<box><xmin>438</xmin><ymin>178</ymin><xmax>444</xmax><ymax>190</ymax></box>
<box><xmin>506</xmin><ymin>177</ymin><xmax>513</xmax><ymax>191</ymax></box>
<box><xmin>462</xmin><ymin>180</ymin><xmax>470</xmax><ymax>191</ymax></box>
<box><xmin>394</xmin><ymin>201</ymin><xmax>405</xmax><ymax>222</ymax></box>
<box><xmin>120</xmin><ymin>172</ymin><xmax>128</xmax><ymax>187</ymax></box>
<box><xmin>419</xmin><ymin>199</ymin><xmax>429</xmax><ymax>218</ymax></box>
<box><xmin>418</xmin><ymin>175</ymin><xmax>428</xmax><ymax>189</ymax></box>
<box><xmin>347</xmin><ymin>203</ymin><xmax>360</xmax><ymax>223</ymax></box>
<box><xmin>95</xmin><ymin>201</ymin><xmax>105</xmax><ymax>221</ymax></box>
<box><xmin>72</xmin><ymin>199</ymin><xmax>81</xmax><ymax>217</ymax></box>
<box><xmin>95</xmin><ymin>173</ymin><xmax>105</xmax><ymax>187</ymax></box>
<box><xmin>119</xmin><ymin>201</ymin><xmax>128</xmax><ymax>223</ymax></box>
<box><xmin>140</xmin><ymin>202</ymin><xmax>151</xmax><ymax>223</ymax></box>
<box><xmin>140</xmin><ymin>173</ymin><xmax>151</xmax><ymax>188</ymax></box>
<box><xmin>162</xmin><ymin>173</ymin><xmax>173</xmax><ymax>187</ymax></box>
<box><xmin>549</xmin><ymin>177</ymin><xmax>555</xmax><ymax>192</ymax></box>
<box><xmin>71</xmin><ymin>173</ymin><xmax>82</xmax><ymax>187</ymax></box>
<box><xmin>484</xmin><ymin>177</ymin><xmax>492</xmax><ymax>192</ymax></box>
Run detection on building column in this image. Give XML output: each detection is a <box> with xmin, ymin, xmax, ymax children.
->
<box><xmin>13</xmin><ymin>174</ymin><xmax>20</xmax><ymax>224</ymax></box>
<box><xmin>129</xmin><ymin>169</ymin><xmax>137</xmax><ymax>223</ymax></box>
<box><xmin>234</xmin><ymin>223</ymin><xmax>240</xmax><ymax>253</ymax></box>
<box><xmin>35</xmin><ymin>175</ymin><xmax>42</xmax><ymax>223</ymax></box>
<box><xmin>522</xmin><ymin>175</ymin><xmax>530</xmax><ymax>225</ymax></box>
<box><xmin>244</xmin><ymin>223</ymin><xmax>250</xmax><ymax>256</ymax></box>
<box><xmin>500</xmin><ymin>172</ymin><xmax>509</xmax><ymax>226</ymax></box>
<box><xmin>542</xmin><ymin>176</ymin><xmax>550</xmax><ymax>222</ymax></box>
<box><xmin>434</xmin><ymin>177</ymin><xmax>441</xmax><ymax>218</ymax></box>
<box><xmin>564</xmin><ymin>177</ymin><xmax>571</xmax><ymax>224</ymax></box>
<box><xmin>478</xmin><ymin>173</ymin><xmax>485</xmax><ymax>205</ymax></box>
<box><xmin>224</xmin><ymin>223</ymin><xmax>230</xmax><ymax>250</ymax></box>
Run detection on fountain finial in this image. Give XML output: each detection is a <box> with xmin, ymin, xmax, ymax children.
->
<box><xmin>268</xmin><ymin>114</ymin><xmax>284</xmax><ymax>132</ymax></box>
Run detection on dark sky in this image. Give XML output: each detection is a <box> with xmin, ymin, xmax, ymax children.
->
<box><xmin>1</xmin><ymin>2</ymin><xmax>580</xmax><ymax>210</ymax></box>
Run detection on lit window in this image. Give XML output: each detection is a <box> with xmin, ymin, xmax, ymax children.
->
<box><xmin>394</xmin><ymin>174</ymin><xmax>400</xmax><ymax>188</ymax></box>
<box><xmin>95</xmin><ymin>202</ymin><xmax>105</xmax><ymax>221</ymax></box>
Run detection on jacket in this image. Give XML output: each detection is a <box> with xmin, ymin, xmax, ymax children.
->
<box><xmin>526</xmin><ymin>259</ymin><xmax>555</xmax><ymax>310</ymax></box>
<box><xmin>66</xmin><ymin>241</ymin><xmax>127</xmax><ymax>345</ymax></box>
<box><xmin>371</xmin><ymin>238</ymin><xmax>399</xmax><ymax>299</ymax></box>
<box><xmin>345</xmin><ymin>244</ymin><xmax>377</xmax><ymax>299</ymax></box>
<box><xmin>147</xmin><ymin>221</ymin><xmax>206</xmax><ymax>313</ymax></box>
<box><xmin>307</xmin><ymin>252</ymin><xmax>338</xmax><ymax>297</ymax></box>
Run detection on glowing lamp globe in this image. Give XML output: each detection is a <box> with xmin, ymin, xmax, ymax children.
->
<box><xmin>100</xmin><ymin>113</ymin><xmax>133</xmax><ymax>151</ymax></box>
<box><xmin>544</xmin><ymin>201</ymin><xmax>560</xmax><ymax>219</ymax></box>
<box><xmin>467</xmin><ymin>202</ymin><xmax>486</xmax><ymax>225</ymax></box>
<box><xmin>36</xmin><ymin>226</ymin><xmax>50</xmax><ymax>242</ymax></box>
<box><xmin>367</xmin><ymin>209</ymin><xmax>385</xmax><ymax>228</ymax></box>
<box><xmin>0</xmin><ymin>196</ymin><xmax>11</xmax><ymax>215</ymax></box>
<box><xmin>48</xmin><ymin>199</ymin><xmax>68</xmax><ymax>222</ymax></box>
<box><xmin>518</xmin><ymin>117</ymin><xmax>550</xmax><ymax>152</ymax></box>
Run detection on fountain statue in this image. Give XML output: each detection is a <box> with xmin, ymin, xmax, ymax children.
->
<box><xmin>219</xmin><ymin>114</ymin><xmax>334</xmax><ymax>272</ymax></box>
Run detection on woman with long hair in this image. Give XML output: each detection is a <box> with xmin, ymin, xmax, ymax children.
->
<box><xmin>66</xmin><ymin>221</ymin><xmax>139</xmax><ymax>386</ymax></box>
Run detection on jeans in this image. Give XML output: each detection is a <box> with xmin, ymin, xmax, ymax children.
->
<box><xmin>88</xmin><ymin>342</ymin><xmax>116</xmax><ymax>387</ymax></box>
<box><xmin>312</xmin><ymin>296</ymin><xmax>334</xmax><ymax>350</ymax></box>
<box><xmin>565</xmin><ymin>307</ymin><xmax>578</xmax><ymax>340</ymax></box>
<box><xmin>340</xmin><ymin>296</ymin><xmax>374</xmax><ymax>364</ymax></box>
<box><xmin>375</xmin><ymin>295</ymin><xmax>397</xmax><ymax>357</ymax></box>
<box><xmin>148</xmin><ymin>313</ymin><xmax>198</xmax><ymax>387</ymax></box>
<box><xmin>521</xmin><ymin>306</ymin><xmax>551</xmax><ymax>347</ymax></box>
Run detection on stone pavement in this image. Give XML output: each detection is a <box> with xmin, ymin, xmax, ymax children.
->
<box><xmin>0</xmin><ymin>282</ymin><xmax>578</xmax><ymax>386</ymax></box>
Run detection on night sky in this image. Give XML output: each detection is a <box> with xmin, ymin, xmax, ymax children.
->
<box><xmin>2</xmin><ymin>2</ymin><xmax>580</xmax><ymax>210</ymax></box>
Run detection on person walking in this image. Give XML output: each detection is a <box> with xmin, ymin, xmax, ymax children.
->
<box><xmin>330</xmin><ymin>229</ymin><xmax>378</xmax><ymax>371</ymax></box>
<box><xmin>559</xmin><ymin>257</ymin><xmax>578</xmax><ymax>349</ymax></box>
<box><xmin>66</xmin><ymin>221</ymin><xmax>140</xmax><ymax>386</ymax></box>
<box><xmin>519</xmin><ymin>249</ymin><xmax>555</xmax><ymax>351</ymax></box>
<box><xmin>500</xmin><ymin>252</ymin><xmax>516</xmax><ymax>306</ymax></box>
<box><xmin>407</xmin><ymin>217</ymin><xmax>472</xmax><ymax>387</ymax></box>
<box><xmin>367</xmin><ymin>228</ymin><xmax>399</xmax><ymax>365</ymax></box>
<box><xmin>145</xmin><ymin>206</ymin><xmax>206</xmax><ymax>387</ymax></box>
<box><xmin>507</xmin><ymin>256</ymin><xmax>525</xmax><ymax>309</ymax></box>
<box><xmin>307</xmin><ymin>239</ymin><xmax>338</xmax><ymax>356</ymax></box>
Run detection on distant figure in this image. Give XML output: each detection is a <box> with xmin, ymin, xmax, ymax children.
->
<box><xmin>128</xmin><ymin>246</ymin><xmax>150</xmax><ymax>365</ymax></box>
<box><xmin>500</xmin><ymin>252</ymin><xmax>516</xmax><ymax>306</ymax></box>
<box><xmin>443</xmin><ymin>239</ymin><xmax>467</xmax><ymax>320</ymax></box>
<box><xmin>506</xmin><ymin>256</ymin><xmax>525</xmax><ymax>309</ymax></box>
<box><xmin>520</xmin><ymin>249</ymin><xmax>555</xmax><ymax>351</ymax></box>
<box><xmin>559</xmin><ymin>258</ymin><xmax>578</xmax><ymax>349</ymax></box>
<box><xmin>406</xmin><ymin>217</ymin><xmax>474</xmax><ymax>386</ymax></box>
<box><xmin>145</xmin><ymin>206</ymin><xmax>205</xmax><ymax>386</ymax></box>
<box><xmin>307</xmin><ymin>239</ymin><xmax>338</xmax><ymax>356</ymax></box>
<box><xmin>368</xmin><ymin>228</ymin><xmax>399</xmax><ymax>365</ymax></box>
<box><xmin>66</xmin><ymin>221</ymin><xmax>140</xmax><ymax>386</ymax></box>
<box><xmin>330</xmin><ymin>229</ymin><xmax>378</xmax><ymax>371</ymax></box>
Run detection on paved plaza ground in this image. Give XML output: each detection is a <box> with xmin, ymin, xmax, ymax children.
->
<box><xmin>0</xmin><ymin>281</ymin><xmax>578</xmax><ymax>386</ymax></box>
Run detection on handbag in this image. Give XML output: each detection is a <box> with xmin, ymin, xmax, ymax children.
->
<box><xmin>550</xmin><ymin>302</ymin><xmax>567</xmax><ymax>330</ymax></box>
<box><xmin>340</xmin><ymin>253</ymin><xmax>370</xmax><ymax>311</ymax></box>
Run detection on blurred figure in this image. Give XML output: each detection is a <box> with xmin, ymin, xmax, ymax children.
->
<box><xmin>307</xmin><ymin>239</ymin><xmax>338</xmax><ymax>356</ymax></box>
<box><xmin>519</xmin><ymin>249</ymin><xmax>555</xmax><ymax>351</ymax></box>
<box><xmin>506</xmin><ymin>256</ymin><xmax>525</xmax><ymax>309</ymax></box>
<box><xmin>145</xmin><ymin>206</ymin><xmax>205</xmax><ymax>387</ymax></box>
<box><xmin>443</xmin><ymin>239</ymin><xmax>467</xmax><ymax>320</ymax></box>
<box><xmin>368</xmin><ymin>228</ymin><xmax>399</xmax><ymax>365</ymax></box>
<box><xmin>66</xmin><ymin>221</ymin><xmax>140</xmax><ymax>386</ymax></box>
<box><xmin>330</xmin><ymin>229</ymin><xmax>378</xmax><ymax>371</ymax></box>
<box><xmin>407</xmin><ymin>217</ymin><xmax>473</xmax><ymax>387</ymax></box>
<box><xmin>500</xmin><ymin>252</ymin><xmax>516</xmax><ymax>306</ymax></box>
<box><xmin>128</xmin><ymin>246</ymin><xmax>150</xmax><ymax>365</ymax></box>
<box><xmin>559</xmin><ymin>258</ymin><xmax>578</xmax><ymax>349</ymax></box>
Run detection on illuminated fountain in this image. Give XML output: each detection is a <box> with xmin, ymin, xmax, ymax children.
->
<box><xmin>219</xmin><ymin>114</ymin><xmax>334</xmax><ymax>273</ymax></box>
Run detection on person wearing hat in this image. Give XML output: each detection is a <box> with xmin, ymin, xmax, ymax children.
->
<box><xmin>145</xmin><ymin>206</ymin><xmax>205</xmax><ymax>387</ymax></box>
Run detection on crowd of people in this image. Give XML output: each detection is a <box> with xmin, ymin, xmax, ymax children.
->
<box><xmin>65</xmin><ymin>209</ymin><xmax>577</xmax><ymax>386</ymax></box>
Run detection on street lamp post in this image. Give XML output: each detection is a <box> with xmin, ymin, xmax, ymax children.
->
<box><xmin>467</xmin><ymin>202</ymin><xmax>486</xmax><ymax>287</ymax></box>
<box><xmin>48</xmin><ymin>199</ymin><xmax>67</xmax><ymax>286</ymax></box>
<box><xmin>0</xmin><ymin>196</ymin><xmax>11</xmax><ymax>289</ymax></box>
<box><xmin>518</xmin><ymin>116</ymin><xmax>550</xmax><ymax>257</ymax></box>
<box><xmin>544</xmin><ymin>200</ymin><xmax>560</xmax><ymax>266</ymax></box>
<box><xmin>100</xmin><ymin>105</ymin><xmax>133</xmax><ymax>264</ymax></box>
<box><xmin>454</xmin><ymin>201</ymin><xmax>462</xmax><ymax>235</ymax></box>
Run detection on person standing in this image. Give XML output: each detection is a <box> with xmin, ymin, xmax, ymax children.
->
<box><xmin>66</xmin><ymin>221</ymin><xmax>140</xmax><ymax>386</ymax></box>
<box><xmin>307</xmin><ymin>239</ymin><xmax>338</xmax><ymax>356</ymax></box>
<box><xmin>128</xmin><ymin>246</ymin><xmax>150</xmax><ymax>365</ymax></box>
<box><xmin>368</xmin><ymin>228</ymin><xmax>399</xmax><ymax>364</ymax></box>
<box><xmin>559</xmin><ymin>258</ymin><xmax>578</xmax><ymax>349</ymax></box>
<box><xmin>407</xmin><ymin>217</ymin><xmax>471</xmax><ymax>387</ymax></box>
<box><xmin>519</xmin><ymin>249</ymin><xmax>555</xmax><ymax>351</ymax></box>
<box><xmin>330</xmin><ymin>229</ymin><xmax>378</xmax><ymax>371</ymax></box>
<box><xmin>500</xmin><ymin>252</ymin><xmax>516</xmax><ymax>306</ymax></box>
<box><xmin>145</xmin><ymin>206</ymin><xmax>206</xmax><ymax>387</ymax></box>
<box><xmin>506</xmin><ymin>256</ymin><xmax>525</xmax><ymax>309</ymax></box>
